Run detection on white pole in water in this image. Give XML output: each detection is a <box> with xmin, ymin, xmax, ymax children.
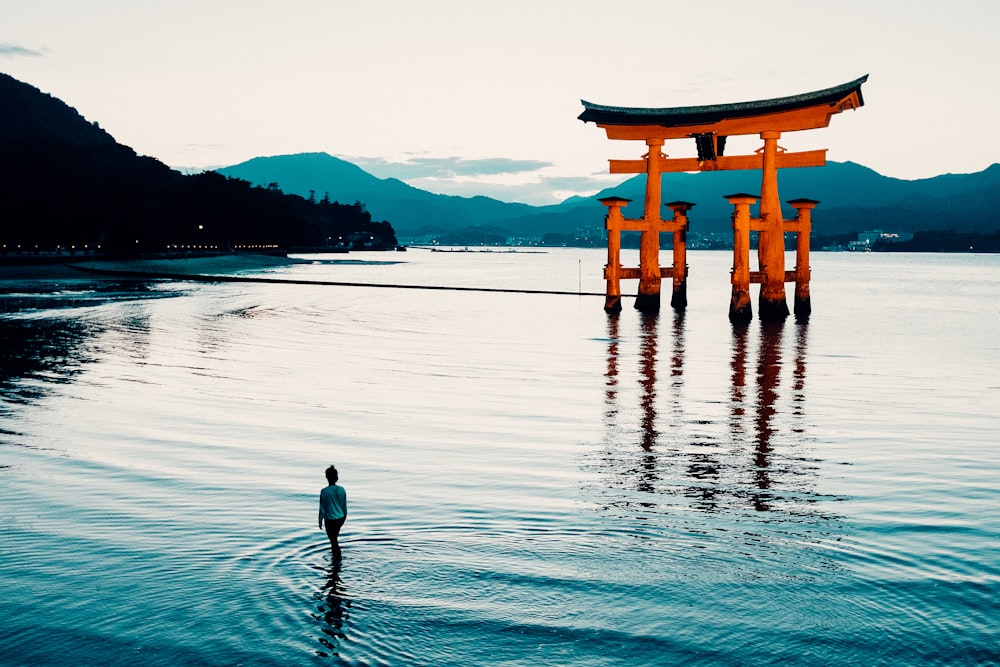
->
<box><xmin>578</xmin><ymin>259</ymin><xmax>581</xmax><ymax>295</ymax></box>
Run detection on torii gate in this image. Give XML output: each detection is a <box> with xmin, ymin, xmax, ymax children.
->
<box><xmin>579</xmin><ymin>75</ymin><xmax>867</xmax><ymax>321</ymax></box>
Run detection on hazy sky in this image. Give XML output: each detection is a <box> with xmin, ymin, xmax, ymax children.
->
<box><xmin>3</xmin><ymin>0</ymin><xmax>999</xmax><ymax>204</ymax></box>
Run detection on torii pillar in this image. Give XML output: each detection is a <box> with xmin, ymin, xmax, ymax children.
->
<box><xmin>601</xmin><ymin>196</ymin><xmax>630</xmax><ymax>313</ymax></box>
<box><xmin>666</xmin><ymin>201</ymin><xmax>694</xmax><ymax>310</ymax></box>
<box><xmin>757</xmin><ymin>130</ymin><xmax>790</xmax><ymax>320</ymax></box>
<box><xmin>788</xmin><ymin>198</ymin><xmax>818</xmax><ymax>320</ymax></box>
<box><xmin>636</xmin><ymin>139</ymin><xmax>665</xmax><ymax>313</ymax></box>
<box><xmin>726</xmin><ymin>193</ymin><xmax>757</xmax><ymax>323</ymax></box>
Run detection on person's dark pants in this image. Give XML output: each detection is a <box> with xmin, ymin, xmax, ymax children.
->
<box><xmin>324</xmin><ymin>517</ymin><xmax>346</xmax><ymax>557</ymax></box>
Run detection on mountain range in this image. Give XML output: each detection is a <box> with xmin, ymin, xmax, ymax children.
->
<box><xmin>219</xmin><ymin>153</ymin><xmax>1000</xmax><ymax>242</ymax></box>
<box><xmin>2</xmin><ymin>68</ymin><xmax>997</xmax><ymax>250</ymax></box>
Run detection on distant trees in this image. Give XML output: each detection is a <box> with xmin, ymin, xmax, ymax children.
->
<box><xmin>873</xmin><ymin>229</ymin><xmax>1000</xmax><ymax>253</ymax></box>
<box><xmin>0</xmin><ymin>145</ymin><xmax>397</xmax><ymax>256</ymax></box>
<box><xmin>434</xmin><ymin>225</ymin><xmax>511</xmax><ymax>246</ymax></box>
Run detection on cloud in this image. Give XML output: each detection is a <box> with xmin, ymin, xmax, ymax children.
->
<box><xmin>342</xmin><ymin>153</ymin><xmax>624</xmax><ymax>204</ymax></box>
<box><xmin>179</xmin><ymin>143</ymin><xmax>229</xmax><ymax>154</ymax></box>
<box><xmin>401</xmin><ymin>172</ymin><xmax>622</xmax><ymax>205</ymax></box>
<box><xmin>345</xmin><ymin>155</ymin><xmax>553</xmax><ymax>180</ymax></box>
<box><xmin>0</xmin><ymin>42</ymin><xmax>44</xmax><ymax>58</ymax></box>
<box><xmin>540</xmin><ymin>174</ymin><xmax>619</xmax><ymax>193</ymax></box>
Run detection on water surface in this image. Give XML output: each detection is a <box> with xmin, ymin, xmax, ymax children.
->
<box><xmin>1</xmin><ymin>249</ymin><xmax>998</xmax><ymax>665</ymax></box>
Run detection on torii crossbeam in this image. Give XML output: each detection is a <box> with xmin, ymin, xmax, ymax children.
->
<box><xmin>579</xmin><ymin>75</ymin><xmax>867</xmax><ymax>321</ymax></box>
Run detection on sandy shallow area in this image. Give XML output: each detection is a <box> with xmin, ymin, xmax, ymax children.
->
<box><xmin>0</xmin><ymin>254</ymin><xmax>302</xmax><ymax>281</ymax></box>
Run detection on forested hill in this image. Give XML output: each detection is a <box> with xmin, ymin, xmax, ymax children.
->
<box><xmin>0</xmin><ymin>73</ymin><xmax>397</xmax><ymax>257</ymax></box>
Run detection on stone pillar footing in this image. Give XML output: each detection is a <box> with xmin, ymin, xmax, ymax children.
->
<box><xmin>670</xmin><ymin>281</ymin><xmax>687</xmax><ymax>310</ymax></box>
<box><xmin>634</xmin><ymin>292</ymin><xmax>660</xmax><ymax>313</ymax></box>
<box><xmin>793</xmin><ymin>295</ymin><xmax>811</xmax><ymax>321</ymax></box>
<box><xmin>729</xmin><ymin>290</ymin><xmax>752</xmax><ymax>323</ymax></box>
<box><xmin>758</xmin><ymin>296</ymin><xmax>790</xmax><ymax>321</ymax></box>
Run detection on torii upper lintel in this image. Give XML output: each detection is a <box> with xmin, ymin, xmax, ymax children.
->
<box><xmin>579</xmin><ymin>75</ymin><xmax>868</xmax><ymax>140</ymax></box>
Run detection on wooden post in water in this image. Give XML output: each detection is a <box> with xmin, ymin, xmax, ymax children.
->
<box><xmin>757</xmin><ymin>131</ymin><xmax>790</xmax><ymax>321</ymax></box>
<box><xmin>787</xmin><ymin>198</ymin><xmax>818</xmax><ymax>321</ymax></box>
<box><xmin>635</xmin><ymin>139</ymin><xmax>665</xmax><ymax>313</ymax></box>
<box><xmin>665</xmin><ymin>201</ymin><xmax>694</xmax><ymax>311</ymax></box>
<box><xmin>727</xmin><ymin>193</ymin><xmax>757</xmax><ymax>323</ymax></box>
<box><xmin>600</xmin><ymin>196</ymin><xmax>630</xmax><ymax>313</ymax></box>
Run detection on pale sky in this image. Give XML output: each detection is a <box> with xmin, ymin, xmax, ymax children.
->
<box><xmin>3</xmin><ymin>0</ymin><xmax>999</xmax><ymax>204</ymax></box>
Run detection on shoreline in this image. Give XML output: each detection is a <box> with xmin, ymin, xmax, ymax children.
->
<box><xmin>0</xmin><ymin>253</ymin><xmax>304</xmax><ymax>282</ymax></box>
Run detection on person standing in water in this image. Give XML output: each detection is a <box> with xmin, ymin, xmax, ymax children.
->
<box><xmin>318</xmin><ymin>465</ymin><xmax>347</xmax><ymax>559</ymax></box>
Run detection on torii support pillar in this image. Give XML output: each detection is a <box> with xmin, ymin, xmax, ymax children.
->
<box><xmin>665</xmin><ymin>201</ymin><xmax>694</xmax><ymax>310</ymax></box>
<box><xmin>600</xmin><ymin>196</ymin><xmax>631</xmax><ymax>313</ymax></box>
<box><xmin>635</xmin><ymin>139</ymin><xmax>665</xmax><ymax>313</ymax></box>
<box><xmin>787</xmin><ymin>198</ymin><xmax>818</xmax><ymax>321</ymax></box>
<box><xmin>726</xmin><ymin>194</ymin><xmax>756</xmax><ymax>323</ymax></box>
<box><xmin>757</xmin><ymin>131</ymin><xmax>790</xmax><ymax>321</ymax></box>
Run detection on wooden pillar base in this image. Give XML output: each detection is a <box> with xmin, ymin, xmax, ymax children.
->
<box><xmin>793</xmin><ymin>295</ymin><xmax>811</xmax><ymax>321</ymax></box>
<box><xmin>758</xmin><ymin>294</ymin><xmax>790</xmax><ymax>321</ymax></box>
<box><xmin>635</xmin><ymin>292</ymin><xmax>660</xmax><ymax>313</ymax></box>
<box><xmin>788</xmin><ymin>198</ymin><xmax>816</xmax><ymax>325</ymax></box>
<box><xmin>729</xmin><ymin>289</ymin><xmax>752</xmax><ymax>323</ymax></box>
<box><xmin>670</xmin><ymin>279</ymin><xmax>687</xmax><ymax>310</ymax></box>
<box><xmin>600</xmin><ymin>196</ymin><xmax>630</xmax><ymax>314</ymax></box>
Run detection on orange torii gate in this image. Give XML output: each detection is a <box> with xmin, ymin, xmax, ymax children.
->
<box><xmin>579</xmin><ymin>75</ymin><xmax>867</xmax><ymax>321</ymax></box>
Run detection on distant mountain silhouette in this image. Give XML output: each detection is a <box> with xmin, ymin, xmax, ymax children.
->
<box><xmin>579</xmin><ymin>161</ymin><xmax>1000</xmax><ymax>237</ymax></box>
<box><xmin>219</xmin><ymin>152</ymin><xmax>1000</xmax><ymax>241</ymax></box>
<box><xmin>0</xmin><ymin>73</ymin><xmax>397</xmax><ymax>257</ymax></box>
<box><xmin>218</xmin><ymin>153</ymin><xmax>537</xmax><ymax>237</ymax></box>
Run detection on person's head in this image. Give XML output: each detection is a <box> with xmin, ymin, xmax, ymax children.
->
<box><xmin>325</xmin><ymin>465</ymin><xmax>339</xmax><ymax>485</ymax></box>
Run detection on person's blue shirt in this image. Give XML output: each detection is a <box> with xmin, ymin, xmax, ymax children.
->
<box><xmin>318</xmin><ymin>483</ymin><xmax>347</xmax><ymax>526</ymax></box>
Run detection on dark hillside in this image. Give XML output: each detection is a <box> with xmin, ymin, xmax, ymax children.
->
<box><xmin>0</xmin><ymin>73</ymin><xmax>396</xmax><ymax>257</ymax></box>
<box><xmin>0</xmin><ymin>74</ymin><xmax>116</xmax><ymax>148</ymax></box>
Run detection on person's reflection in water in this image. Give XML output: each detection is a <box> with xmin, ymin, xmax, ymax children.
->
<box><xmin>312</xmin><ymin>562</ymin><xmax>352</xmax><ymax>659</ymax></box>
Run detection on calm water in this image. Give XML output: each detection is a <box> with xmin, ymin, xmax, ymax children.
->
<box><xmin>1</xmin><ymin>249</ymin><xmax>998</xmax><ymax>666</ymax></box>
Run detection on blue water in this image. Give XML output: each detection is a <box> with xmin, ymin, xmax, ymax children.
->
<box><xmin>1</xmin><ymin>249</ymin><xmax>998</xmax><ymax>666</ymax></box>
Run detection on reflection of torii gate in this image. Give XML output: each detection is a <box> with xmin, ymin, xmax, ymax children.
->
<box><xmin>579</xmin><ymin>75</ymin><xmax>867</xmax><ymax>321</ymax></box>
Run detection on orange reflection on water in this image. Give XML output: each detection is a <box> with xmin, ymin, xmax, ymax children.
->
<box><xmin>638</xmin><ymin>312</ymin><xmax>659</xmax><ymax>452</ymax></box>
<box><xmin>602</xmin><ymin>312</ymin><xmax>810</xmax><ymax>513</ymax></box>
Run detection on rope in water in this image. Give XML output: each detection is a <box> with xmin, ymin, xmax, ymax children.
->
<box><xmin>67</xmin><ymin>264</ymin><xmax>611</xmax><ymax>297</ymax></box>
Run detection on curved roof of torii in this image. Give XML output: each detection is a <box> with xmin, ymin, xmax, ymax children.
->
<box><xmin>579</xmin><ymin>75</ymin><xmax>868</xmax><ymax>136</ymax></box>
